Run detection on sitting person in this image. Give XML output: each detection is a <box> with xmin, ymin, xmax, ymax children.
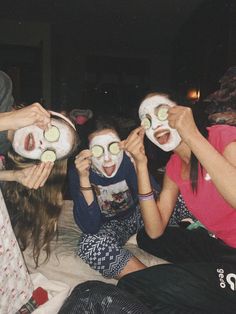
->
<box><xmin>118</xmin><ymin>72</ymin><xmax>236</xmax><ymax>313</ymax></box>
<box><xmin>68</xmin><ymin>115</ymin><xmax>153</xmax><ymax>279</ymax></box>
<box><xmin>2</xmin><ymin>109</ymin><xmax>79</xmax><ymax>267</ymax></box>
<box><xmin>68</xmin><ymin>115</ymin><xmax>190</xmax><ymax>280</ymax></box>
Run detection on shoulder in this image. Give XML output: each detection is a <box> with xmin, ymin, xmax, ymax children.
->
<box><xmin>207</xmin><ymin>125</ymin><xmax>236</xmax><ymax>153</ymax></box>
<box><xmin>166</xmin><ymin>153</ymin><xmax>181</xmax><ymax>168</ymax></box>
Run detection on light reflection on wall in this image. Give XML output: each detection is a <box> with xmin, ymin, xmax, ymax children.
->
<box><xmin>187</xmin><ymin>88</ymin><xmax>200</xmax><ymax>101</ymax></box>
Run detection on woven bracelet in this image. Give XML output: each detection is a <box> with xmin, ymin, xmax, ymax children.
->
<box><xmin>138</xmin><ymin>192</ymin><xmax>154</xmax><ymax>201</ymax></box>
<box><xmin>137</xmin><ymin>190</ymin><xmax>153</xmax><ymax>197</ymax></box>
<box><xmin>80</xmin><ymin>186</ymin><xmax>93</xmax><ymax>191</ymax></box>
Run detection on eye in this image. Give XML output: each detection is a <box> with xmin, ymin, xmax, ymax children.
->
<box><xmin>91</xmin><ymin>145</ymin><xmax>104</xmax><ymax>158</ymax></box>
<box><xmin>109</xmin><ymin>142</ymin><xmax>120</xmax><ymax>155</ymax></box>
<box><xmin>141</xmin><ymin>117</ymin><xmax>151</xmax><ymax>130</ymax></box>
<box><xmin>155</xmin><ymin>105</ymin><xmax>169</xmax><ymax>121</ymax></box>
<box><xmin>44</xmin><ymin>125</ymin><xmax>60</xmax><ymax>142</ymax></box>
<box><xmin>41</xmin><ymin>150</ymin><xmax>56</xmax><ymax>162</ymax></box>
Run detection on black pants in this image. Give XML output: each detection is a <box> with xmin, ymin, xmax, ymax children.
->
<box><xmin>117</xmin><ymin>227</ymin><xmax>236</xmax><ymax>313</ymax></box>
<box><xmin>58</xmin><ymin>280</ymin><xmax>152</xmax><ymax>314</ymax></box>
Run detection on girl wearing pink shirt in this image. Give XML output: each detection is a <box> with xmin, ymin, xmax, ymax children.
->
<box><xmin>118</xmin><ymin>68</ymin><xmax>236</xmax><ymax>313</ymax></box>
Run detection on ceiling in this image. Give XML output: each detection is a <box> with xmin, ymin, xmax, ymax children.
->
<box><xmin>0</xmin><ymin>0</ymin><xmax>206</xmax><ymax>53</ymax></box>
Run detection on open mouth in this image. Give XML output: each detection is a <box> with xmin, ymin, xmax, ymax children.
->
<box><xmin>24</xmin><ymin>133</ymin><xmax>35</xmax><ymax>151</ymax></box>
<box><xmin>154</xmin><ymin>130</ymin><xmax>170</xmax><ymax>145</ymax></box>
<box><xmin>103</xmin><ymin>164</ymin><xmax>116</xmax><ymax>176</ymax></box>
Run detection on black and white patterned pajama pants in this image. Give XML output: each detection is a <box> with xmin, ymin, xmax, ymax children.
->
<box><xmin>77</xmin><ymin>206</ymin><xmax>143</xmax><ymax>278</ymax></box>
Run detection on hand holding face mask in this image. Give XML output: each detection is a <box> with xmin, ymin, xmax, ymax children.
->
<box><xmin>10</xmin><ymin>103</ymin><xmax>51</xmax><ymax>130</ymax></box>
<box><xmin>167</xmin><ymin>105</ymin><xmax>197</xmax><ymax>143</ymax></box>
<box><xmin>122</xmin><ymin>127</ymin><xmax>147</xmax><ymax>168</ymax></box>
<box><xmin>75</xmin><ymin>150</ymin><xmax>92</xmax><ymax>179</ymax></box>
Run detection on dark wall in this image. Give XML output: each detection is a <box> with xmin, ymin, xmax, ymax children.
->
<box><xmin>171</xmin><ymin>0</ymin><xmax>233</xmax><ymax>100</ymax></box>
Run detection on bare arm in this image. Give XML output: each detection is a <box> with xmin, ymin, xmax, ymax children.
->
<box><xmin>75</xmin><ymin>149</ymin><xmax>94</xmax><ymax>205</ymax></box>
<box><xmin>0</xmin><ymin>102</ymin><xmax>51</xmax><ymax>132</ymax></box>
<box><xmin>123</xmin><ymin>127</ymin><xmax>178</xmax><ymax>238</ymax></box>
<box><xmin>168</xmin><ymin>106</ymin><xmax>236</xmax><ymax>208</ymax></box>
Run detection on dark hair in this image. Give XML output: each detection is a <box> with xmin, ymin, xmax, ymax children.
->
<box><xmin>190</xmin><ymin>66</ymin><xmax>236</xmax><ymax>191</ymax></box>
<box><xmin>189</xmin><ymin>101</ymin><xmax>209</xmax><ymax>191</ymax></box>
<box><xmin>77</xmin><ymin>115</ymin><xmax>121</xmax><ymax>150</ymax></box>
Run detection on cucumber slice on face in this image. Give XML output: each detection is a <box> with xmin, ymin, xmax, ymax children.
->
<box><xmin>141</xmin><ymin>117</ymin><xmax>151</xmax><ymax>130</ymax></box>
<box><xmin>109</xmin><ymin>142</ymin><xmax>120</xmax><ymax>155</ymax></box>
<box><xmin>44</xmin><ymin>126</ymin><xmax>60</xmax><ymax>142</ymax></box>
<box><xmin>41</xmin><ymin>150</ymin><xmax>56</xmax><ymax>162</ymax></box>
<box><xmin>156</xmin><ymin>106</ymin><xmax>168</xmax><ymax>121</ymax></box>
<box><xmin>91</xmin><ymin>145</ymin><xmax>104</xmax><ymax>158</ymax></box>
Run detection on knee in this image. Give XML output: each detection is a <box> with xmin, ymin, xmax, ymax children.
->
<box><xmin>78</xmin><ymin>234</ymin><xmax>105</xmax><ymax>261</ymax></box>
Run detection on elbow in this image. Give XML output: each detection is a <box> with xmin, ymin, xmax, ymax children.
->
<box><xmin>145</xmin><ymin>227</ymin><xmax>164</xmax><ymax>240</ymax></box>
<box><xmin>231</xmin><ymin>201</ymin><xmax>236</xmax><ymax>209</ymax></box>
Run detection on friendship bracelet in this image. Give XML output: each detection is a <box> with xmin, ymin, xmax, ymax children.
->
<box><xmin>137</xmin><ymin>190</ymin><xmax>153</xmax><ymax>197</ymax></box>
<box><xmin>138</xmin><ymin>193</ymin><xmax>155</xmax><ymax>201</ymax></box>
<box><xmin>80</xmin><ymin>186</ymin><xmax>93</xmax><ymax>191</ymax></box>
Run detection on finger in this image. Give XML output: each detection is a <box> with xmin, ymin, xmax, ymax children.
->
<box><xmin>126</xmin><ymin>134</ymin><xmax>143</xmax><ymax>150</ymax></box>
<box><xmin>80</xmin><ymin>163</ymin><xmax>91</xmax><ymax>172</ymax></box>
<box><xmin>75</xmin><ymin>153</ymin><xmax>91</xmax><ymax>164</ymax></box>
<box><xmin>29</xmin><ymin>163</ymin><xmax>45</xmax><ymax>189</ymax></box>
<box><xmin>31</xmin><ymin>162</ymin><xmax>52</xmax><ymax>189</ymax></box>
<box><xmin>33</xmin><ymin>103</ymin><xmax>51</xmax><ymax>117</ymax></box>
<box><xmin>76</xmin><ymin>150</ymin><xmax>91</xmax><ymax>159</ymax></box>
<box><xmin>127</xmin><ymin>138</ymin><xmax>141</xmax><ymax>152</ymax></box>
<box><xmin>134</xmin><ymin>126</ymin><xmax>143</xmax><ymax>133</ymax></box>
<box><xmin>20</xmin><ymin>165</ymin><xmax>37</xmax><ymax>187</ymax></box>
<box><xmin>128</xmin><ymin>127</ymin><xmax>143</xmax><ymax>139</ymax></box>
<box><xmin>38</xmin><ymin>163</ymin><xmax>54</xmax><ymax>187</ymax></box>
<box><xmin>119</xmin><ymin>140</ymin><xmax>126</xmax><ymax>149</ymax></box>
<box><xmin>138</xmin><ymin>128</ymin><xmax>145</xmax><ymax>139</ymax></box>
<box><xmin>78</xmin><ymin>159</ymin><xmax>91</xmax><ymax>171</ymax></box>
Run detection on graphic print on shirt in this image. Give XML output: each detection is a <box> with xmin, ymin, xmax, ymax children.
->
<box><xmin>94</xmin><ymin>180</ymin><xmax>134</xmax><ymax>217</ymax></box>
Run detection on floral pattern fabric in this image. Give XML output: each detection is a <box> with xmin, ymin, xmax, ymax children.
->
<box><xmin>0</xmin><ymin>189</ymin><xmax>33</xmax><ymax>313</ymax></box>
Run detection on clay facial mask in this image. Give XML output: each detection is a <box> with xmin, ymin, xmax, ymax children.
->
<box><xmin>139</xmin><ymin>94</ymin><xmax>181</xmax><ymax>151</ymax></box>
<box><xmin>89</xmin><ymin>132</ymin><xmax>123</xmax><ymax>178</ymax></box>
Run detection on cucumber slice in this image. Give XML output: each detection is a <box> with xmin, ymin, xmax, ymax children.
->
<box><xmin>109</xmin><ymin>142</ymin><xmax>120</xmax><ymax>155</ymax></box>
<box><xmin>91</xmin><ymin>145</ymin><xmax>104</xmax><ymax>158</ymax></box>
<box><xmin>141</xmin><ymin>117</ymin><xmax>151</xmax><ymax>130</ymax></box>
<box><xmin>44</xmin><ymin>126</ymin><xmax>60</xmax><ymax>142</ymax></box>
<box><xmin>41</xmin><ymin>150</ymin><xmax>56</xmax><ymax>162</ymax></box>
<box><xmin>157</xmin><ymin>107</ymin><xmax>168</xmax><ymax>121</ymax></box>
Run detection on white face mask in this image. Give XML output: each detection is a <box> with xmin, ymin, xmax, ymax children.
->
<box><xmin>12</xmin><ymin>117</ymin><xmax>76</xmax><ymax>160</ymax></box>
<box><xmin>89</xmin><ymin>132</ymin><xmax>123</xmax><ymax>178</ymax></box>
<box><xmin>139</xmin><ymin>95</ymin><xmax>181</xmax><ymax>151</ymax></box>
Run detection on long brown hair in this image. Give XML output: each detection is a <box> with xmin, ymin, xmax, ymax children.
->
<box><xmin>2</xmin><ymin>150</ymin><xmax>67</xmax><ymax>267</ymax></box>
<box><xmin>2</xmin><ymin>115</ymin><xmax>80</xmax><ymax>267</ymax></box>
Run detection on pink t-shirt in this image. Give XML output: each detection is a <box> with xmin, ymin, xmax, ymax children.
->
<box><xmin>166</xmin><ymin>125</ymin><xmax>236</xmax><ymax>248</ymax></box>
